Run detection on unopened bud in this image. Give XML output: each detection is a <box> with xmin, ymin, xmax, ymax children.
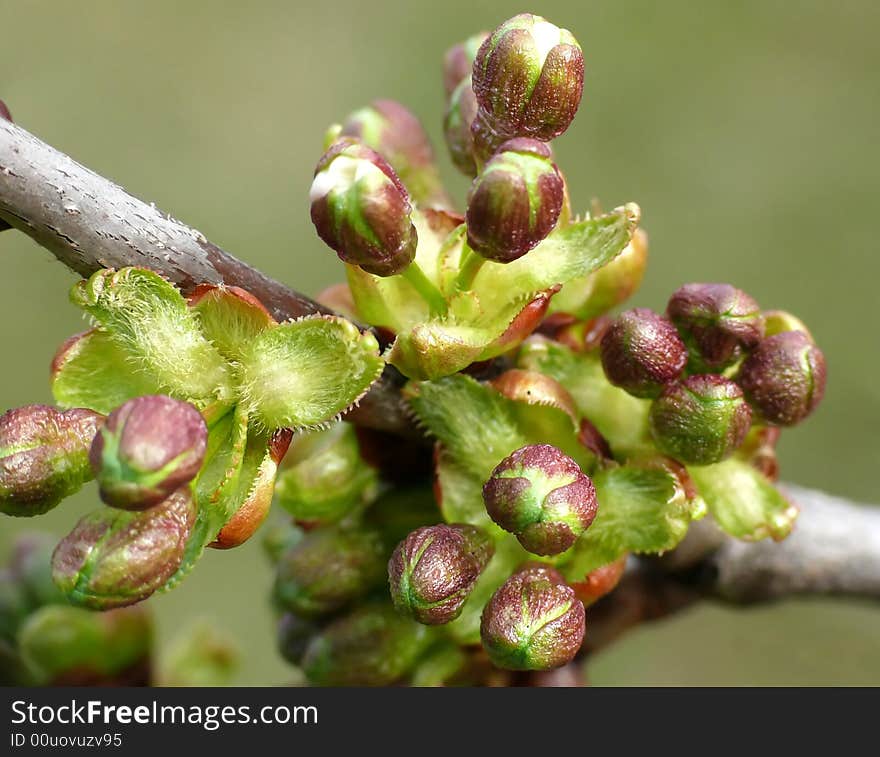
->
<box><xmin>667</xmin><ymin>283</ymin><xmax>764</xmax><ymax>369</ymax></box>
<box><xmin>443</xmin><ymin>77</ymin><xmax>481</xmax><ymax>176</ymax></box>
<box><xmin>600</xmin><ymin>308</ymin><xmax>688</xmax><ymax>398</ymax></box>
<box><xmin>277</xmin><ymin>613</ymin><xmax>319</xmax><ymax>667</ymax></box>
<box><xmin>443</xmin><ymin>32</ymin><xmax>489</xmax><ymax>97</ymax></box>
<box><xmin>472</xmin><ymin>13</ymin><xmax>584</xmax><ymax>147</ymax></box>
<box><xmin>302</xmin><ymin>605</ymin><xmax>429</xmax><ymax>686</ymax></box>
<box><xmin>480</xmin><ymin>564</ymin><xmax>585</xmax><ymax>670</ymax></box>
<box><xmin>52</xmin><ymin>489</ymin><xmax>196</xmax><ymax>609</ymax></box>
<box><xmin>310</xmin><ymin>139</ymin><xmax>418</xmax><ymax>276</ymax></box>
<box><xmin>649</xmin><ymin>375</ymin><xmax>752</xmax><ymax>465</ymax></box>
<box><xmin>90</xmin><ymin>395</ymin><xmax>206</xmax><ymax>510</ymax></box>
<box><xmin>482</xmin><ymin>444</ymin><xmax>597</xmax><ymax>555</ymax></box>
<box><xmin>466</xmin><ymin>138</ymin><xmax>564</xmax><ymax>263</ymax></box>
<box><xmin>273</xmin><ymin>528</ymin><xmax>386</xmax><ymax>617</ymax></box>
<box><xmin>339</xmin><ymin>99</ymin><xmax>449</xmax><ymax>207</ymax></box>
<box><xmin>1</xmin><ymin>405</ymin><xmax>102</xmax><ymax>517</ymax></box>
<box><xmin>736</xmin><ymin>331</ymin><xmax>826</xmax><ymax>426</ymax></box>
<box><xmin>388</xmin><ymin>524</ymin><xmax>493</xmax><ymax>625</ymax></box>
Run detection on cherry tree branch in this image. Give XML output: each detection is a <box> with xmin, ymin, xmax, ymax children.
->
<box><xmin>0</xmin><ymin>117</ymin><xmax>413</xmax><ymax>435</ymax></box>
<box><xmin>583</xmin><ymin>484</ymin><xmax>880</xmax><ymax>655</ymax></box>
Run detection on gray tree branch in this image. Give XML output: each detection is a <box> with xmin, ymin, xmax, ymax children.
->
<box><xmin>0</xmin><ymin>117</ymin><xmax>413</xmax><ymax>435</ymax></box>
<box><xmin>583</xmin><ymin>484</ymin><xmax>880</xmax><ymax>655</ymax></box>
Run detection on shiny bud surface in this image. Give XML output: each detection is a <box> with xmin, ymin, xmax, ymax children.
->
<box><xmin>310</xmin><ymin>139</ymin><xmax>417</xmax><ymax>276</ymax></box>
<box><xmin>482</xmin><ymin>444</ymin><xmax>597</xmax><ymax>555</ymax></box>
<box><xmin>667</xmin><ymin>283</ymin><xmax>764</xmax><ymax>369</ymax></box>
<box><xmin>650</xmin><ymin>375</ymin><xmax>752</xmax><ymax>465</ymax></box>
<box><xmin>90</xmin><ymin>395</ymin><xmax>206</xmax><ymax>511</ymax></box>
<box><xmin>466</xmin><ymin>138</ymin><xmax>564</xmax><ymax>263</ymax></box>
<box><xmin>480</xmin><ymin>564</ymin><xmax>585</xmax><ymax>670</ymax></box>
<box><xmin>737</xmin><ymin>331</ymin><xmax>826</xmax><ymax>426</ymax></box>
<box><xmin>388</xmin><ymin>523</ymin><xmax>493</xmax><ymax>625</ymax></box>
<box><xmin>600</xmin><ymin>308</ymin><xmax>688</xmax><ymax>398</ymax></box>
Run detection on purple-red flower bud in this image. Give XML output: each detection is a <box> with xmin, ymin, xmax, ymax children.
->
<box><xmin>472</xmin><ymin>14</ymin><xmax>584</xmax><ymax>148</ymax></box>
<box><xmin>466</xmin><ymin>138</ymin><xmax>564</xmax><ymax>263</ymax></box>
<box><xmin>482</xmin><ymin>444</ymin><xmax>597</xmax><ymax>556</ymax></box>
<box><xmin>90</xmin><ymin>395</ymin><xmax>206</xmax><ymax>511</ymax></box>
<box><xmin>1</xmin><ymin>405</ymin><xmax>102</xmax><ymax>517</ymax></box>
<box><xmin>480</xmin><ymin>564</ymin><xmax>585</xmax><ymax>671</ymax></box>
<box><xmin>443</xmin><ymin>78</ymin><xmax>481</xmax><ymax>177</ymax></box>
<box><xmin>649</xmin><ymin>375</ymin><xmax>752</xmax><ymax>465</ymax></box>
<box><xmin>388</xmin><ymin>523</ymin><xmax>493</xmax><ymax>625</ymax></box>
<box><xmin>600</xmin><ymin>308</ymin><xmax>688</xmax><ymax>398</ymax></box>
<box><xmin>310</xmin><ymin>139</ymin><xmax>418</xmax><ymax>277</ymax></box>
<box><xmin>443</xmin><ymin>32</ymin><xmax>489</xmax><ymax>97</ymax></box>
<box><xmin>667</xmin><ymin>283</ymin><xmax>764</xmax><ymax>369</ymax></box>
<box><xmin>736</xmin><ymin>331</ymin><xmax>826</xmax><ymax>427</ymax></box>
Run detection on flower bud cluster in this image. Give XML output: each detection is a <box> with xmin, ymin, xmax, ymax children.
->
<box><xmin>598</xmin><ymin>284</ymin><xmax>826</xmax><ymax>465</ymax></box>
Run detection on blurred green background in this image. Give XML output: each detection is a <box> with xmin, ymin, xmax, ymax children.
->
<box><xmin>1</xmin><ymin>0</ymin><xmax>878</xmax><ymax>684</ymax></box>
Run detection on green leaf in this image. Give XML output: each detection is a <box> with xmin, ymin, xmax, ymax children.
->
<box><xmin>189</xmin><ymin>285</ymin><xmax>276</xmax><ymax>361</ymax></box>
<box><xmin>236</xmin><ymin>315</ymin><xmax>383</xmax><ymax>430</ymax></box>
<box><xmin>51</xmin><ymin>329</ymin><xmax>161</xmax><ymax>414</ymax></box>
<box><xmin>518</xmin><ymin>336</ymin><xmax>652</xmax><ymax>458</ymax></box>
<box><xmin>434</xmin><ymin>449</ymin><xmax>501</xmax><ymax>533</ymax></box>
<box><xmin>70</xmin><ymin>268</ymin><xmax>233</xmax><ymax>407</ymax></box>
<box><xmin>690</xmin><ymin>459</ymin><xmax>798</xmax><ymax>541</ymax></box>
<box><xmin>406</xmin><ymin>375</ymin><xmax>530</xmax><ymax>481</ymax></box>
<box><xmin>165</xmin><ymin>408</ymin><xmax>278</xmax><ymax>589</ymax></box>
<box><xmin>469</xmin><ymin>205</ymin><xmax>640</xmax><ymax>314</ymax></box>
<box><xmin>562</xmin><ymin>465</ymin><xmax>704</xmax><ymax>578</ymax></box>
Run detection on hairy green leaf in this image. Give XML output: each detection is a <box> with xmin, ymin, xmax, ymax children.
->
<box><xmin>70</xmin><ymin>268</ymin><xmax>233</xmax><ymax>407</ymax></box>
<box><xmin>562</xmin><ymin>466</ymin><xmax>705</xmax><ymax>578</ymax></box>
<box><xmin>236</xmin><ymin>315</ymin><xmax>383</xmax><ymax>430</ymax></box>
<box><xmin>690</xmin><ymin>459</ymin><xmax>798</xmax><ymax>541</ymax></box>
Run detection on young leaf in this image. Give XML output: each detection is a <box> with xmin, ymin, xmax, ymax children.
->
<box><xmin>518</xmin><ymin>336</ymin><xmax>652</xmax><ymax>458</ymax></box>
<box><xmin>51</xmin><ymin>329</ymin><xmax>160</xmax><ymax>414</ymax></box>
<box><xmin>689</xmin><ymin>459</ymin><xmax>798</xmax><ymax>541</ymax></box>
<box><xmin>469</xmin><ymin>204</ymin><xmax>640</xmax><ymax>314</ymax></box>
<box><xmin>188</xmin><ymin>285</ymin><xmax>276</xmax><ymax>361</ymax></box>
<box><xmin>70</xmin><ymin>268</ymin><xmax>233</xmax><ymax>407</ymax></box>
<box><xmin>236</xmin><ymin>316</ymin><xmax>383</xmax><ymax>430</ymax></box>
<box><xmin>561</xmin><ymin>465</ymin><xmax>704</xmax><ymax>578</ymax></box>
<box><xmin>406</xmin><ymin>375</ymin><xmax>530</xmax><ymax>480</ymax></box>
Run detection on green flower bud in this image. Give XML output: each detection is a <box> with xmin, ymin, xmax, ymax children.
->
<box><xmin>649</xmin><ymin>375</ymin><xmax>752</xmax><ymax>465</ymax></box>
<box><xmin>339</xmin><ymin>99</ymin><xmax>449</xmax><ymax>208</ymax></box>
<box><xmin>273</xmin><ymin>527</ymin><xmax>386</xmax><ymax>617</ymax></box>
<box><xmin>0</xmin><ymin>405</ymin><xmax>102</xmax><ymax>516</ymax></box>
<box><xmin>389</xmin><ymin>524</ymin><xmax>493</xmax><ymax>625</ymax></box>
<box><xmin>600</xmin><ymin>308</ymin><xmax>688</xmax><ymax>398</ymax></box>
<box><xmin>482</xmin><ymin>444</ymin><xmax>597</xmax><ymax>556</ymax></box>
<box><xmin>90</xmin><ymin>395</ymin><xmax>207</xmax><ymax>511</ymax></box>
<box><xmin>17</xmin><ymin>605</ymin><xmax>151</xmax><ymax>686</ymax></box>
<box><xmin>443</xmin><ymin>32</ymin><xmax>489</xmax><ymax>97</ymax></box>
<box><xmin>736</xmin><ymin>331</ymin><xmax>826</xmax><ymax>427</ymax></box>
<box><xmin>472</xmin><ymin>13</ymin><xmax>584</xmax><ymax>146</ymax></box>
<box><xmin>277</xmin><ymin>612</ymin><xmax>319</xmax><ymax>667</ymax></box>
<box><xmin>159</xmin><ymin>623</ymin><xmax>238</xmax><ymax>686</ymax></box>
<box><xmin>443</xmin><ymin>77</ymin><xmax>480</xmax><ymax>176</ymax></box>
<box><xmin>667</xmin><ymin>283</ymin><xmax>765</xmax><ymax>370</ymax></box>
<box><xmin>302</xmin><ymin>604</ymin><xmax>430</xmax><ymax>686</ymax></box>
<box><xmin>762</xmin><ymin>309</ymin><xmax>813</xmax><ymax>341</ymax></box>
<box><xmin>52</xmin><ymin>489</ymin><xmax>197</xmax><ymax>609</ymax></box>
<box><xmin>480</xmin><ymin>564</ymin><xmax>585</xmax><ymax>671</ymax></box>
<box><xmin>466</xmin><ymin>138</ymin><xmax>564</xmax><ymax>263</ymax></box>
<box><xmin>310</xmin><ymin>138</ymin><xmax>418</xmax><ymax>276</ymax></box>
<box><xmin>275</xmin><ymin>423</ymin><xmax>378</xmax><ymax>526</ymax></box>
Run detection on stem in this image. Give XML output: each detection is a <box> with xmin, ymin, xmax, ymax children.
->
<box><xmin>401</xmin><ymin>263</ymin><xmax>448</xmax><ymax>317</ymax></box>
<box><xmin>454</xmin><ymin>246</ymin><xmax>486</xmax><ymax>291</ymax></box>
